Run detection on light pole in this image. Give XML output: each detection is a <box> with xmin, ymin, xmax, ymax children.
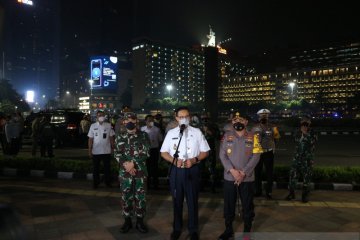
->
<box><xmin>289</xmin><ymin>82</ymin><xmax>296</xmax><ymax>98</ymax></box>
<box><xmin>89</xmin><ymin>79</ymin><xmax>94</xmax><ymax>113</ymax></box>
<box><xmin>166</xmin><ymin>84</ymin><xmax>173</xmax><ymax>98</ymax></box>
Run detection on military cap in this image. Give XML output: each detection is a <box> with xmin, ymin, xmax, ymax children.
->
<box><xmin>229</xmin><ymin>111</ymin><xmax>246</xmax><ymax>120</ymax></box>
<box><xmin>257</xmin><ymin>109</ymin><xmax>271</xmax><ymax>115</ymax></box>
<box><xmin>124</xmin><ymin>112</ymin><xmax>137</xmax><ymax>119</ymax></box>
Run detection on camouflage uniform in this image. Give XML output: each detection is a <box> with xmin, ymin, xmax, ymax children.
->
<box><xmin>114</xmin><ymin>130</ymin><xmax>150</xmax><ymax>218</ymax></box>
<box><xmin>288</xmin><ymin>129</ymin><xmax>317</xmax><ymax>192</ymax></box>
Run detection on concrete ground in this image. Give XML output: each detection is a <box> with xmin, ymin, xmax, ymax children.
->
<box><xmin>1</xmin><ymin>177</ymin><xmax>359</xmax><ymax>240</ymax></box>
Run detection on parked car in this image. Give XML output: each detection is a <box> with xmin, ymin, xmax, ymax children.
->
<box><xmin>24</xmin><ymin>109</ymin><xmax>85</xmax><ymax>147</ymax></box>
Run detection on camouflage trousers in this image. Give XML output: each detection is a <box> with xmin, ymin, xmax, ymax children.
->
<box><xmin>288</xmin><ymin>158</ymin><xmax>312</xmax><ymax>192</ymax></box>
<box><xmin>120</xmin><ymin>177</ymin><xmax>146</xmax><ymax>218</ymax></box>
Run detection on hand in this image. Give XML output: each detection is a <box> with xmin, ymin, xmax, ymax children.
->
<box><xmin>184</xmin><ymin>159</ymin><xmax>194</xmax><ymax>168</ymax></box>
<box><xmin>88</xmin><ymin>151</ymin><xmax>93</xmax><ymax>159</ymax></box>
<box><xmin>175</xmin><ymin>159</ymin><xmax>184</xmax><ymax>168</ymax></box>
<box><xmin>230</xmin><ymin>169</ymin><xmax>241</xmax><ymax>182</ymax></box>
<box><xmin>129</xmin><ymin>168</ymin><xmax>137</xmax><ymax>176</ymax></box>
<box><xmin>123</xmin><ymin>161</ymin><xmax>135</xmax><ymax>172</ymax></box>
<box><xmin>234</xmin><ymin>170</ymin><xmax>246</xmax><ymax>186</ymax></box>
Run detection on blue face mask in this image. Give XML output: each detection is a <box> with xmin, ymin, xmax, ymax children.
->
<box><xmin>126</xmin><ymin>122</ymin><xmax>136</xmax><ymax>130</ymax></box>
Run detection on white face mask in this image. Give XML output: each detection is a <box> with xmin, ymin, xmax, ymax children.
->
<box><xmin>148</xmin><ymin>121</ymin><xmax>154</xmax><ymax>127</ymax></box>
<box><xmin>179</xmin><ymin>118</ymin><xmax>190</xmax><ymax>126</ymax></box>
<box><xmin>98</xmin><ymin>116</ymin><xmax>105</xmax><ymax>123</ymax></box>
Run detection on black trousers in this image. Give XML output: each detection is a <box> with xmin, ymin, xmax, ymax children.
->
<box><xmin>255</xmin><ymin>150</ymin><xmax>274</xmax><ymax>195</ymax></box>
<box><xmin>92</xmin><ymin>154</ymin><xmax>111</xmax><ymax>185</ymax></box>
<box><xmin>40</xmin><ymin>137</ymin><xmax>53</xmax><ymax>157</ymax></box>
<box><xmin>223</xmin><ymin>180</ymin><xmax>255</xmax><ymax>231</ymax></box>
<box><xmin>146</xmin><ymin>148</ymin><xmax>159</xmax><ymax>188</ymax></box>
<box><xmin>169</xmin><ymin>164</ymin><xmax>200</xmax><ymax>234</ymax></box>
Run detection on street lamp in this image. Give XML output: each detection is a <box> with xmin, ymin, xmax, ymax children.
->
<box><xmin>289</xmin><ymin>82</ymin><xmax>296</xmax><ymax>96</ymax></box>
<box><xmin>166</xmin><ymin>84</ymin><xmax>173</xmax><ymax>98</ymax></box>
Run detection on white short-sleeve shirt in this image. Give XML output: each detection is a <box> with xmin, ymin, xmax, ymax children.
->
<box><xmin>141</xmin><ymin>125</ymin><xmax>163</xmax><ymax>148</ymax></box>
<box><xmin>160</xmin><ymin>125</ymin><xmax>210</xmax><ymax>161</ymax></box>
<box><xmin>88</xmin><ymin>122</ymin><xmax>115</xmax><ymax>155</ymax></box>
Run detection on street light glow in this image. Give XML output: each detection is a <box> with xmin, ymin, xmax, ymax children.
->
<box><xmin>289</xmin><ymin>82</ymin><xmax>296</xmax><ymax>95</ymax></box>
<box><xmin>166</xmin><ymin>85</ymin><xmax>173</xmax><ymax>91</ymax></box>
<box><xmin>66</xmin><ymin>91</ymin><xmax>70</xmax><ymax>95</ymax></box>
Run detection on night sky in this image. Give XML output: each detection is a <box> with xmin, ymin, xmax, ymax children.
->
<box><xmin>67</xmin><ymin>0</ymin><xmax>360</xmax><ymax>55</ymax></box>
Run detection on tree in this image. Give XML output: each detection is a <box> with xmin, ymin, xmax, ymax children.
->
<box><xmin>0</xmin><ymin>79</ymin><xmax>30</xmax><ymax>113</ymax></box>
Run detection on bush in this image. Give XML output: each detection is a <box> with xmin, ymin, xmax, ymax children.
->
<box><xmin>1</xmin><ymin>156</ymin><xmax>359</xmax><ymax>183</ymax></box>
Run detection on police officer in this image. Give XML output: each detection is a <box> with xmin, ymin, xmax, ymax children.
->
<box><xmin>160</xmin><ymin>106</ymin><xmax>210</xmax><ymax>240</ymax></box>
<box><xmin>252</xmin><ymin>109</ymin><xmax>280</xmax><ymax>199</ymax></box>
<box><xmin>286</xmin><ymin>116</ymin><xmax>317</xmax><ymax>203</ymax></box>
<box><xmin>88</xmin><ymin>111</ymin><xmax>115</xmax><ymax>189</ymax></box>
<box><xmin>218</xmin><ymin>112</ymin><xmax>263</xmax><ymax>239</ymax></box>
<box><xmin>114</xmin><ymin>112</ymin><xmax>151</xmax><ymax>234</ymax></box>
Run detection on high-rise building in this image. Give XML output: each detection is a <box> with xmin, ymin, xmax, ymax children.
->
<box><xmin>220</xmin><ymin>64</ymin><xmax>360</xmax><ymax>106</ymax></box>
<box><xmin>289</xmin><ymin>42</ymin><xmax>360</xmax><ymax>70</ymax></box>
<box><xmin>2</xmin><ymin>0</ymin><xmax>60</xmax><ymax>102</ymax></box>
<box><xmin>132</xmin><ymin>38</ymin><xmax>205</xmax><ymax>109</ymax></box>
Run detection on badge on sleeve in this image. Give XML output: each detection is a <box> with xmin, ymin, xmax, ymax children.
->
<box><xmin>173</xmin><ymin>144</ymin><xmax>177</xmax><ymax>151</ymax></box>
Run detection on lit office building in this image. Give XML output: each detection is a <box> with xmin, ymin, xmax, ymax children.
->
<box><xmin>132</xmin><ymin>39</ymin><xmax>205</xmax><ymax>108</ymax></box>
<box><xmin>220</xmin><ymin>64</ymin><xmax>360</xmax><ymax>105</ymax></box>
<box><xmin>289</xmin><ymin>42</ymin><xmax>360</xmax><ymax>69</ymax></box>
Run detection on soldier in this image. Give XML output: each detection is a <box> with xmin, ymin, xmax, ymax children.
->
<box><xmin>114</xmin><ymin>112</ymin><xmax>151</xmax><ymax>234</ymax></box>
<box><xmin>252</xmin><ymin>109</ymin><xmax>280</xmax><ymax>199</ymax></box>
<box><xmin>286</xmin><ymin>116</ymin><xmax>317</xmax><ymax>203</ymax></box>
<box><xmin>218</xmin><ymin>112</ymin><xmax>263</xmax><ymax>240</ymax></box>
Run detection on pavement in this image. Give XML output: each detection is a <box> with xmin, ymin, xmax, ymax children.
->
<box><xmin>1</xmin><ymin>177</ymin><xmax>360</xmax><ymax>240</ymax></box>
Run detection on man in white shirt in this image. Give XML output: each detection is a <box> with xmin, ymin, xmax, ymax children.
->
<box><xmin>88</xmin><ymin>111</ymin><xmax>115</xmax><ymax>189</ymax></box>
<box><xmin>160</xmin><ymin>106</ymin><xmax>210</xmax><ymax>240</ymax></box>
<box><xmin>141</xmin><ymin>115</ymin><xmax>163</xmax><ymax>189</ymax></box>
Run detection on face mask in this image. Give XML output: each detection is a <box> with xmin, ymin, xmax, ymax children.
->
<box><xmin>148</xmin><ymin>121</ymin><xmax>154</xmax><ymax>127</ymax></box>
<box><xmin>260</xmin><ymin>118</ymin><xmax>268</xmax><ymax>124</ymax></box>
<box><xmin>179</xmin><ymin>118</ymin><xmax>190</xmax><ymax>126</ymax></box>
<box><xmin>233</xmin><ymin>122</ymin><xmax>245</xmax><ymax>131</ymax></box>
<box><xmin>98</xmin><ymin>116</ymin><xmax>105</xmax><ymax>122</ymax></box>
<box><xmin>126</xmin><ymin>122</ymin><xmax>136</xmax><ymax>130</ymax></box>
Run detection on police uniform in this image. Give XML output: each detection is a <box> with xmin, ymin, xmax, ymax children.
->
<box><xmin>160</xmin><ymin>125</ymin><xmax>210</xmax><ymax>235</ymax></box>
<box><xmin>114</xmin><ymin>129</ymin><xmax>150</xmax><ymax>218</ymax></box>
<box><xmin>252</xmin><ymin>111</ymin><xmax>280</xmax><ymax>198</ymax></box>
<box><xmin>88</xmin><ymin>121</ymin><xmax>115</xmax><ymax>187</ymax></box>
<box><xmin>219</xmin><ymin>128</ymin><xmax>263</xmax><ymax>234</ymax></box>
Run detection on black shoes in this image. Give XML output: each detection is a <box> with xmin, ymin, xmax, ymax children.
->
<box><xmin>135</xmin><ymin>217</ymin><xmax>148</xmax><ymax>233</ymax></box>
<box><xmin>120</xmin><ymin>218</ymin><xmax>132</xmax><ymax>233</ymax></box>
<box><xmin>218</xmin><ymin>229</ymin><xmax>234</xmax><ymax>240</ymax></box>
<box><xmin>170</xmin><ymin>231</ymin><xmax>181</xmax><ymax>240</ymax></box>
<box><xmin>285</xmin><ymin>191</ymin><xmax>295</xmax><ymax>201</ymax></box>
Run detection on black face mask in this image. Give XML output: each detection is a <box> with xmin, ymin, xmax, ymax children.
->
<box><xmin>260</xmin><ymin>118</ymin><xmax>268</xmax><ymax>124</ymax></box>
<box><xmin>126</xmin><ymin>122</ymin><xmax>136</xmax><ymax>130</ymax></box>
<box><xmin>233</xmin><ymin>122</ymin><xmax>245</xmax><ymax>131</ymax></box>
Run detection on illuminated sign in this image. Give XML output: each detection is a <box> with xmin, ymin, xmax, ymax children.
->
<box><xmin>90</xmin><ymin>56</ymin><xmax>118</xmax><ymax>93</ymax></box>
<box><xmin>17</xmin><ymin>0</ymin><xmax>33</xmax><ymax>6</ymax></box>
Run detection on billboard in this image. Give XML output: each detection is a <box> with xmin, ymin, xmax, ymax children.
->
<box><xmin>90</xmin><ymin>56</ymin><xmax>118</xmax><ymax>92</ymax></box>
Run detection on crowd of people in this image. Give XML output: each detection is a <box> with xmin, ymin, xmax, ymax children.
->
<box><xmin>84</xmin><ymin>106</ymin><xmax>317</xmax><ymax>240</ymax></box>
<box><xmin>1</xmin><ymin>107</ymin><xmax>317</xmax><ymax>240</ymax></box>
